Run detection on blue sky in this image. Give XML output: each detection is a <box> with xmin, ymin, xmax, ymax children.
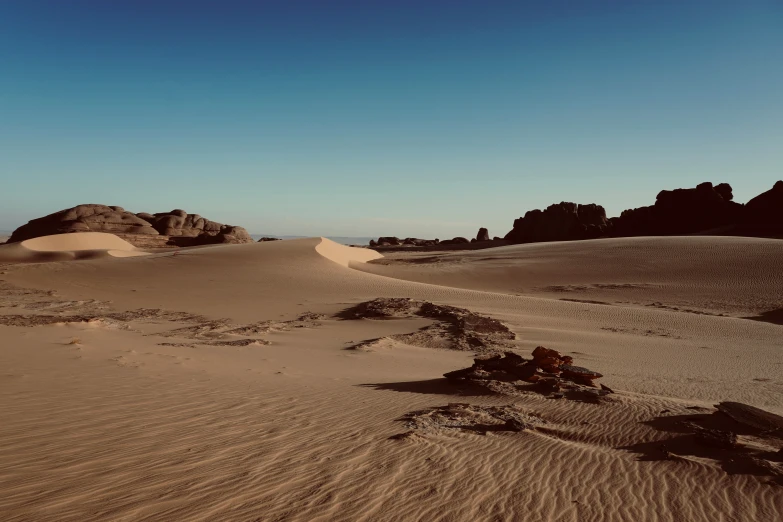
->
<box><xmin>1</xmin><ymin>1</ymin><xmax>781</xmax><ymax>237</ymax></box>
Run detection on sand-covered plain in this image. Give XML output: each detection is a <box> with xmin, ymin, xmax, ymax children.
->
<box><xmin>0</xmin><ymin>234</ymin><xmax>781</xmax><ymax>521</ymax></box>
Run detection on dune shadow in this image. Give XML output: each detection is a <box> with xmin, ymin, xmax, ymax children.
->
<box><xmin>744</xmin><ymin>308</ymin><xmax>783</xmax><ymax>326</ymax></box>
<box><xmin>620</xmin><ymin>411</ymin><xmax>783</xmax><ymax>485</ymax></box>
<box><xmin>359</xmin><ymin>378</ymin><xmax>494</xmax><ymax>397</ymax></box>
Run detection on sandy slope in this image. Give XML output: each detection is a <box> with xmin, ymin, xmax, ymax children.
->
<box><xmin>0</xmin><ymin>232</ymin><xmax>148</xmax><ymax>262</ymax></box>
<box><xmin>357</xmin><ymin>236</ymin><xmax>783</xmax><ymax>320</ymax></box>
<box><xmin>0</xmin><ymin>235</ymin><xmax>781</xmax><ymax>521</ymax></box>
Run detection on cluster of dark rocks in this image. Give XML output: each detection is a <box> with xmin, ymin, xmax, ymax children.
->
<box><xmin>504</xmin><ymin>180</ymin><xmax>783</xmax><ymax>244</ymax></box>
<box><xmin>369</xmin><ymin>237</ymin><xmax>441</xmax><ymax>247</ymax></box>
<box><xmin>505</xmin><ymin>203</ymin><xmax>611</xmax><ymax>244</ymax></box>
<box><xmin>7</xmin><ymin>204</ymin><xmax>254</xmax><ymax>247</ymax></box>
<box><xmin>660</xmin><ymin>401</ymin><xmax>783</xmax><ymax>470</ymax></box>
<box><xmin>444</xmin><ymin>346</ymin><xmax>611</xmax><ymax>401</ymax></box>
<box><xmin>369</xmin><ymin>229</ymin><xmax>502</xmax><ymax>248</ymax></box>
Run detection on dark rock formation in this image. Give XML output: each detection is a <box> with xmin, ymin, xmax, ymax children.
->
<box><xmin>476</xmin><ymin>228</ymin><xmax>490</xmax><ymax>242</ymax></box>
<box><xmin>369</xmin><ymin>237</ymin><xmax>440</xmax><ymax>248</ymax></box>
<box><xmin>444</xmin><ymin>348</ymin><xmax>610</xmax><ymax>402</ymax></box>
<box><xmin>502</xmin><ymin>181</ymin><xmax>783</xmax><ymax>244</ymax></box>
<box><xmin>440</xmin><ymin>236</ymin><xmax>470</xmax><ymax>245</ymax></box>
<box><xmin>258</xmin><ymin>237</ymin><xmax>281</xmax><ymax>242</ymax></box>
<box><xmin>377</xmin><ymin>236</ymin><xmax>401</xmax><ymax>246</ymax></box>
<box><xmin>745</xmin><ymin>181</ymin><xmax>783</xmax><ymax>228</ymax></box>
<box><xmin>611</xmin><ymin>182</ymin><xmax>743</xmax><ymax>237</ymax></box>
<box><xmin>8</xmin><ymin>204</ymin><xmax>254</xmax><ymax>247</ymax></box>
<box><xmin>715</xmin><ymin>401</ymin><xmax>783</xmax><ymax>432</ymax></box>
<box><xmin>504</xmin><ymin>202</ymin><xmax>611</xmax><ymax>244</ymax></box>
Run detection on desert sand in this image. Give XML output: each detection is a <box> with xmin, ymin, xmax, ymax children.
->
<box><xmin>0</xmin><ymin>234</ymin><xmax>781</xmax><ymax>521</ymax></box>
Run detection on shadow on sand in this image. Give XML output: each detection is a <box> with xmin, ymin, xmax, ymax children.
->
<box><xmin>359</xmin><ymin>378</ymin><xmax>494</xmax><ymax>397</ymax></box>
<box><xmin>620</xmin><ymin>412</ymin><xmax>783</xmax><ymax>486</ymax></box>
<box><xmin>744</xmin><ymin>308</ymin><xmax>783</xmax><ymax>326</ymax></box>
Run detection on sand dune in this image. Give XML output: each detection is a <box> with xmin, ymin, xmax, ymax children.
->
<box><xmin>0</xmin><ymin>232</ymin><xmax>148</xmax><ymax>263</ymax></box>
<box><xmin>1</xmin><ymin>236</ymin><xmax>781</xmax><ymax>521</ymax></box>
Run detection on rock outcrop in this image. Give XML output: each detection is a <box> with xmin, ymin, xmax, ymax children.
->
<box><xmin>440</xmin><ymin>236</ymin><xmax>470</xmax><ymax>245</ymax></box>
<box><xmin>611</xmin><ymin>182</ymin><xmax>743</xmax><ymax>237</ymax></box>
<box><xmin>475</xmin><ymin>228</ymin><xmax>490</xmax><ymax>242</ymax></box>
<box><xmin>504</xmin><ymin>202</ymin><xmax>611</xmax><ymax>244</ymax></box>
<box><xmin>369</xmin><ymin>237</ymin><xmax>440</xmax><ymax>248</ymax></box>
<box><xmin>504</xmin><ymin>181</ymin><xmax>783</xmax><ymax>244</ymax></box>
<box><xmin>9</xmin><ymin>204</ymin><xmax>254</xmax><ymax>247</ymax></box>
<box><xmin>745</xmin><ymin>181</ymin><xmax>783</xmax><ymax>228</ymax></box>
<box><xmin>444</xmin><ymin>347</ymin><xmax>610</xmax><ymax>402</ymax></box>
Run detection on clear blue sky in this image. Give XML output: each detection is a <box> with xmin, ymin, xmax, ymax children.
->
<box><xmin>1</xmin><ymin>1</ymin><xmax>781</xmax><ymax>238</ymax></box>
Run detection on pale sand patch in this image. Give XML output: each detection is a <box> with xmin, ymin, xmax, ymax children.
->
<box><xmin>0</xmin><ymin>236</ymin><xmax>781</xmax><ymax>521</ymax></box>
<box><xmin>0</xmin><ymin>232</ymin><xmax>149</xmax><ymax>262</ymax></box>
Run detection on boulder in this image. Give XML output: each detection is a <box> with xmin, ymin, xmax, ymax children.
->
<box><xmin>560</xmin><ymin>365</ymin><xmax>603</xmax><ymax>387</ymax></box>
<box><xmin>9</xmin><ymin>204</ymin><xmax>159</xmax><ymax>243</ymax></box>
<box><xmin>531</xmin><ymin>346</ymin><xmax>573</xmax><ymax>372</ymax></box>
<box><xmin>476</xmin><ymin>228</ymin><xmax>490</xmax><ymax>241</ymax></box>
<box><xmin>205</xmin><ymin>225</ymin><xmax>254</xmax><ymax>245</ymax></box>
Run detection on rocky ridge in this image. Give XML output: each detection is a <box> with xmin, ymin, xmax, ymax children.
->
<box><xmin>8</xmin><ymin>204</ymin><xmax>254</xmax><ymax>247</ymax></box>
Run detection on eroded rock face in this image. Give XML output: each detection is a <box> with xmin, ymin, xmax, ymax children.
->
<box><xmin>504</xmin><ymin>202</ymin><xmax>611</xmax><ymax>244</ymax></box>
<box><xmin>8</xmin><ymin>204</ymin><xmax>254</xmax><ymax>247</ymax></box>
<box><xmin>9</xmin><ymin>205</ymin><xmax>159</xmax><ymax>243</ymax></box>
<box><xmin>476</xmin><ymin>228</ymin><xmax>490</xmax><ymax>241</ymax></box>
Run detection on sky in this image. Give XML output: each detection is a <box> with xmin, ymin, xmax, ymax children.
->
<box><xmin>1</xmin><ymin>1</ymin><xmax>781</xmax><ymax>238</ymax></box>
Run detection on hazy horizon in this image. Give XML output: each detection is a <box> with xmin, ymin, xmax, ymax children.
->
<box><xmin>1</xmin><ymin>1</ymin><xmax>781</xmax><ymax>237</ymax></box>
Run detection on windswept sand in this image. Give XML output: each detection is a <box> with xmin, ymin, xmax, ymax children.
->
<box><xmin>0</xmin><ymin>234</ymin><xmax>781</xmax><ymax>521</ymax></box>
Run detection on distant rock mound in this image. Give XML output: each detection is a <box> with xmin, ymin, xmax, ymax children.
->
<box><xmin>475</xmin><ymin>227</ymin><xmax>490</xmax><ymax>242</ymax></box>
<box><xmin>9</xmin><ymin>204</ymin><xmax>254</xmax><ymax>247</ymax></box>
<box><xmin>504</xmin><ymin>202</ymin><xmax>610</xmax><ymax>244</ymax></box>
<box><xmin>369</xmin><ymin>237</ymin><xmax>440</xmax><ymax>248</ymax></box>
<box><xmin>611</xmin><ymin>182</ymin><xmax>742</xmax><ymax>237</ymax></box>
<box><xmin>440</xmin><ymin>236</ymin><xmax>470</xmax><ymax>245</ymax></box>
